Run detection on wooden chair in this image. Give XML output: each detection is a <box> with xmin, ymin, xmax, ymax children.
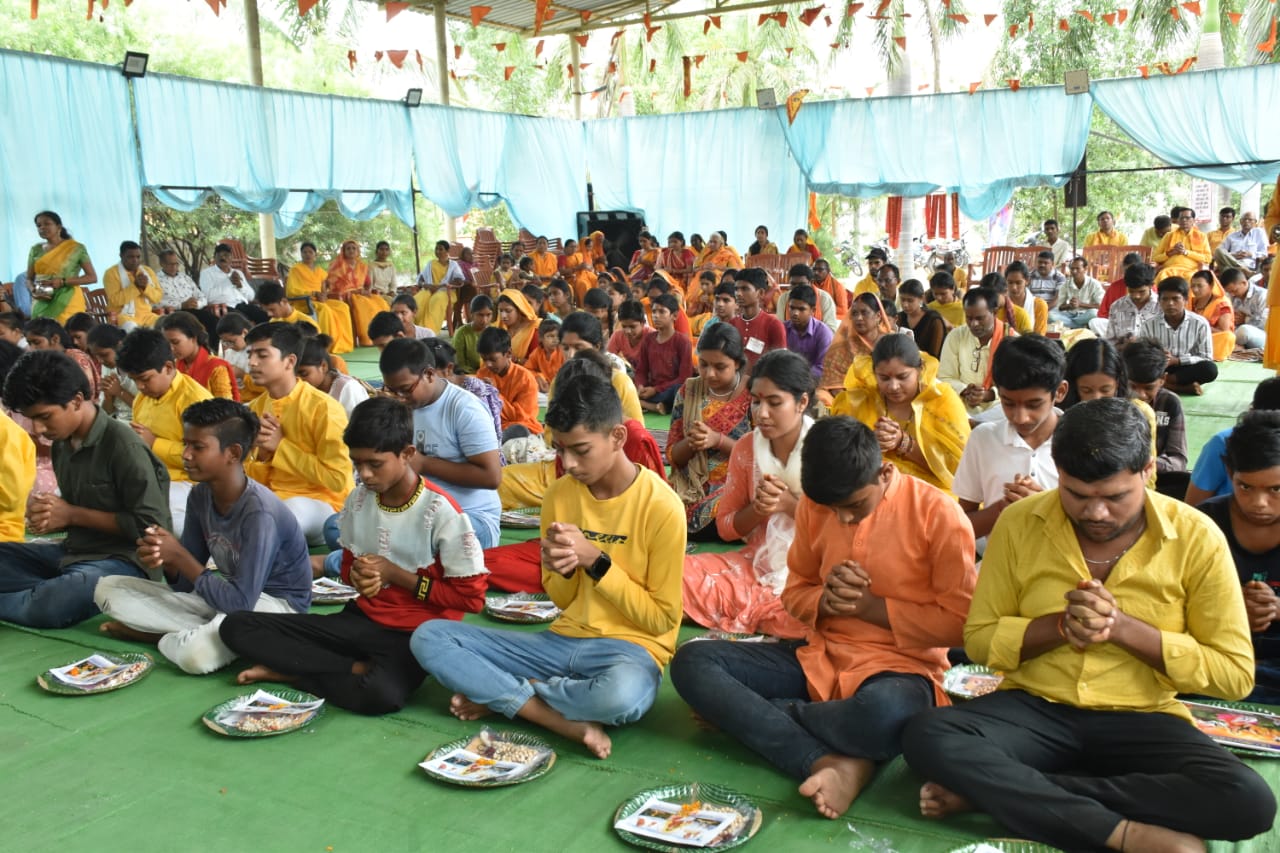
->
<box><xmin>981</xmin><ymin>245</ymin><xmax>1048</xmax><ymax>277</ymax></box>
<box><xmin>448</xmin><ymin>242</ymin><xmax>465</xmax><ymax>259</ymax></box>
<box><xmin>518</xmin><ymin>229</ymin><xmax>538</xmax><ymax>255</ymax></box>
<box><xmin>1081</xmin><ymin>244</ymin><xmax>1152</xmax><ymax>283</ymax></box>
<box><xmin>83</xmin><ymin>287</ymin><xmax>112</xmax><ymax>323</ymax></box>
<box><xmin>746</xmin><ymin>253</ymin><xmax>789</xmax><ymax>282</ymax></box>
<box><xmin>244</xmin><ymin>256</ymin><xmax>281</xmax><ymax>284</ymax></box>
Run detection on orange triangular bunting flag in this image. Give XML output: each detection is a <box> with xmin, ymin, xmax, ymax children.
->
<box><xmin>494</xmin><ymin>42</ymin><xmax>506</xmax><ymax>51</ymax></box>
<box><xmin>894</xmin><ymin>35</ymin><xmax>906</xmax><ymax>48</ymax></box>
<box><xmin>578</xmin><ymin>62</ymin><xmax>590</xmax><ymax>69</ymax></box>
<box><xmin>824</xmin><ymin>14</ymin><xmax>832</xmax><ymax>25</ymax></box>
<box><xmin>786</xmin><ymin>88</ymin><xmax>809</xmax><ymax>123</ymax></box>
<box><xmin>1058</xmin><ymin>18</ymin><xmax>1068</xmax><ymax>29</ymax></box>
<box><xmin>611</xmin><ymin>29</ymin><xmax>624</xmax><ymax>43</ymax></box>
<box><xmin>385</xmin><ymin>2</ymin><xmax>409</xmax><ymax>20</ymax></box>
<box><xmin>1175</xmin><ymin>56</ymin><xmax>1196</xmax><ymax>72</ymax></box>
<box><xmin>865</xmin><ymin>85</ymin><xmax>876</xmax><ymax>96</ymax></box>
<box><xmin>1228</xmin><ymin>11</ymin><xmax>1243</xmax><ymax>23</ymax></box>
<box><xmin>1076</xmin><ymin>9</ymin><xmax>1094</xmax><ymax>21</ymax></box>
<box><xmin>694</xmin><ymin>54</ymin><xmax>706</xmax><ymax>67</ymax></box>
<box><xmin>374</xmin><ymin>50</ymin><xmax>384</xmax><ymax>61</ymax></box>
<box><xmin>847</xmin><ymin>3</ymin><xmax>864</xmax><ymax>13</ymax></box>
<box><xmin>1118</xmin><ymin>9</ymin><xmax>1129</xmax><ymax>22</ymax></box>
<box><xmin>608</xmin><ymin>60</ymin><xmax>617</xmax><ymax>72</ymax></box>
<box><xmin>1259</xmin><ymin>17</ymin><xmax>1277</xmax><ymax>51</ymax></box>
<box><xmin>968</xmin><ymin>81</ymin><xmax>981</xmax><ymax>94</ymax></box>
<box><xmin>454</xmin><ymin>45</ymin><xmax>463</xmax><ymax>59</ymax></box>
<box><xmin>645</xmin><ymin>24</ymin><xmax>661</xmax><ymax>41</ymax></box>
<box><xmin>917</xmin><ymin>83</ymin><xmax>930</xmax><ymax>91</ymax></box>
<box><xmin>299</xmin><ymin>0</ymin><xmax>318</xmax><ymax>15</ymax></box>
<box><xmin>574</xmin><ymin>34</ymin><xmax>588</xmax><ymax>47</ymax></box>
<box><xmin>758</xmin><ymin>12</ymin><xmax>787</xmax><ymax>26</ymax></box>
<box><xmin>708</xmin><ymin>14</ymin><xmax>722</xmax><ymax>28</ymax></box>
<box><xmin>1102</xmin><ymin>11</ymin><xmax>1117</xmax><ymax>24</ymax></box>
<box><xmin>1169</xmin><ymin>6</ymin><xmax>1180</xmax><ymax>19</ymax></box>
<box><xmin>800</xmin><ymin>5</ymin><xmax>823</xmax><ymax>26</ymax></box>
<box><xmin>736</xmin><ymin>51</ymin><xmax>749</xmax><ymax>61</ymax></box>
<box><xmin>984</xmin><ymin>13</ymin><xmax>997</xmax><ymax>25</ymax></box>
<box><xmin>648</xmin><ymin>59</ymin><xmax>656</xmax><ymax>73</ymax></box>
<box><xmin>786</xmin><ymin>46</ymin><xmax>794</xmax><ymax>56</ymax></box>
<box><xmin>1008</xmin><ymin>78</ymin><xmax>1020</xmax><ymax>90</ymax></box>
<box><xmin>567</xmin><ymin>63</ymin><xmax>574</xmax><ymax>78</ymax></box>
<box><xmin>535</xmin><ymin>39</ymin><xmax>545</xmax><ymax>56</ymax></box>
<box><xmin>948</xmin><ymin>14</ymin><xmax>969</xmax><ymax>23</ymax></box>
<box><xmin>415</xmin><ymin>50</ymin><xmax>423</xmax><ymax>69</ymax></box>
<box><xmin>387</xmin><ymin>49</ymin><xmax>408</xmax><ymax>68</ymax></box>
<box><xmin>1009</xmin><ymin>23</ymin><xmax>1018</xmax><ymax>36</ymax></box>
<box><xmin>875</xmin><ymin>0</ymin><xmax>890</xmax><ymax>14</ymax></box>
<box><xmin>205</xmin><ymin>0</ymin><xmax>221</xmax><ymax>14</ymax></box>
<box><xmin>580</xmin><ymin>9</ymin><xmax>591</xmax><ymax>21</ymax></box>
<box><xmin>1137</xmin><ymin>64</ymin><xmax>1149</xmax><ymax>77</ymax></box>
<box><xmin>1181</xmin><ymin>1</ymin><xmax>1201</xmax><ymax>14</ymax></box>
<box><xmin>469</xmin><ymin>4</ymin><xmax>491</xmax><ymax>26</ymax></box>
<box><xmin>504</xmin><ymin>66</ymin><xmax>514</xmax><ymax>80</ymax></box>
<box><xmin>347</xmin><ymin>50</ymin><xmax>357</xmax><ymax>69</ymax></box>
<box><xmin>1156</xmin><ymin>61</ymin><xmax>1172</xmax><ymax>74</ymax></box>
<box><xmin>533</xmin><ymin>0</ymin><xmax>550</xmax><ymax>33</ymax></box>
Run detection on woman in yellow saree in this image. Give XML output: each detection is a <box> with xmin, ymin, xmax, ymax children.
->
<box><xmin>286</xmin><ymin>242</ymin><xmax>352</xmax><ymax>353</ymax></box>
<box><xmin>26</xmin><ymin>211</ymin><xmax>96</xmax><ymax>325</ymax></box>
<box><xmin>327</xmin><ymin>240</ymin><xmax>389</xmax><ymax>348</ymax></box>
<box><xmin>694</xmin><ymin>231</ymin><xmax>744</xmax><ymax>272</ymax></box>
<box><xmin>496</xmin><ymin>288</ymin><xmax>541</xmax><ymax>362</ymax></box>
<box><xmin>819</xmin><ymin>291</ymin><xmax>893</xmax><ymax>406</ymax></box>
<box><xmin>831</xmin><ymin>333</ymin><xmax>970</xmax><ymax>496</ymax></box>
<box><xmin>1189</xmin><ymin>270</ymin><xmax>1235</xmax><ymax>362</ymax></box>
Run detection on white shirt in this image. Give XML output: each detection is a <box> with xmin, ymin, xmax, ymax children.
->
<box><xmin>1058</xmin><ymin>275</ymin><xmax>1105</xmax><ymax>308</ymax></box>
<box><xmin>1231</xmin><ymin>282</ymin><xmax>1269</xmax><ymax>327</ymax></box>
<box><xmin>953</xmin><ymin>416</ymin><xmax>1060</xmax><ymax>507</ymax></box>
<box><xmin>1137</xmin><ymin>310</ymin><xmax>1213</xmax><ymax>364</ymax></box>
<box><xmin>200</xmin><ymin>265</ymin><xmax>255</xmax><ymax>307</ymax></box>
<box><xmin>1047</xmin><ymin>237</ymin><xmax>1072</xmax><ymax>267</ymax></box>
<box><xmin>1221</xmin><ymin>227</ymin><xmax>1269</xmax><ymax>269</ymax></box>
<box><xmin>157</xmin><ymin>270</ymin><xmax>207</xmax><ymax>309</ymax></box>
<box><xmin>1105</xmin><ymin>295</ymin><xmax>1161</xmax><ymax>342</ymax></box>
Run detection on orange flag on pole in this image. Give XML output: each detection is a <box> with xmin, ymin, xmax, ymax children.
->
<box><xmin>469</xmin><ymin>5</ymin><xmax>491</xmax><ymax>26</ymax></box>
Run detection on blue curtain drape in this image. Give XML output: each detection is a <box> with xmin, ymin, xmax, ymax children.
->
<box><xmin>775</xmin><ymin>86</ymin><xmax>1093</xmax><ymax>220</ymax></box>
<box><xmin>131</xmin><ymin>74</ymin><xmax>415</xmax><ymax>238</ymax></box>
<box><xmin>586</xmin><ymin>108</ymin><xmax>808</xmax><ymax>247</ymax></box>
<box><xmin>409</xmin><ymin>105</ymin><xmax>587</xmax><ymax>238</ymax></box>
<box><xmin>0</xmin><ymin>50</ymin><xmax>141</xmax><ymax>282</ymax></box>
<box><xmin>1091</xmin><ymin>65</ymin><xmax>1280</xmax><ymax>190</ymax></box>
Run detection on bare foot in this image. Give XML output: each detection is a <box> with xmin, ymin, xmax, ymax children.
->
<box><xmin>689</xmin><ymin>708</ymin><xmax>719</xmax><ymax>732</ymax></box>
<box><xmin>578</xmin><ymin>722</ymin><xmax>612</xmax><ymax>759</ymax></box>
<box><xmin>919</xmin><ymin>782</ymin><xmax>973</xmax><ymax>819</ymax></box>
<box><xmin>99</xmin><ymin>621</ymin><xmax>163</xmax><ymax>644</ymax></box>
<box><xmin>449</xmin><ymin>693</ymin><xmax>494</xmax><ymax>721</ymax></box>
<box><xmin>235</xmin><ymin>664</ymin><xmax>293</xmax><ymax>686</ymax></box>
<box><xmin>1107</xmin><ymin>819</ymin><xmax>1205</xmax><ymax>853</ymax></box>
<box><xmin>798</xmin><ymin>755</ymin><xmax>876</xmax><ymax>819</ymax></box>
<box><xmin>514</xmin><ymin>694</ymin><xmax>613</xmax><ymax>759</ymax></box>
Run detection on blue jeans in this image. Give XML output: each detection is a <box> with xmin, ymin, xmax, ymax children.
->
<box><xmin>411</xmin><ymin>621</ymin><xmax>661</xmax><ymax>725</ymax></box>
<box><xmin>322</xmin><ymin>513</ymin><xmax>341</xmax><ymax>552</ymax></box>
<box><xmin>1246</xmin><ymin>658</ymin><xmax>1280</xmax><ymax>705</ymax></box>
<box><xmin>0</xmin><ymin>543</ymin><xmax>144</xmax><ymax>628</ymax></box>
<box><xmin>670</xmin><ymin>639</ymin><xmax>934</xmax><ymax>780</ymax></box>
<box><xmin>1048</xmin><ymin>308</ymin><xmax>1097</xmax><ymax>329</ymax></box>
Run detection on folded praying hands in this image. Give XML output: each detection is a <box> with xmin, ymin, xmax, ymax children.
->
<box><xmin>820</xmin><ymin>560</ymin><xmax>886</xmax><ymax>624</ymax></box>
<box><xmin>1062</xmin><ymin>579</ymin><xmax>1118</xmax><ymax>649</ymax></box>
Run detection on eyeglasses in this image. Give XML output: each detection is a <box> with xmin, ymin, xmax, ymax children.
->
<box><xmin>969</xmin><ymin>346</ymin><xmax>984</xmax><ymax>373</ymax></box>
<box><xmin>385</xmin><ymin>371</ymin><xmax>426</xmax><ymax>399</ymax></box>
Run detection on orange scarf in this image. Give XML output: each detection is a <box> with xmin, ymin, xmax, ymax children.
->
<box><xmin>327</xmin><ymin>242</ymin><xmax>368</xmax><ymax>294</ymax></box>
<box><xmin>982</xmin><ymin>320</ymin><xmax>1007</xmax><ymax>390</ymax></box>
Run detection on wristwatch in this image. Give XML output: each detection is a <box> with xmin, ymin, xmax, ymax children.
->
<box><xmin>585</xmin><ymin>551</ymin><xmax>612</xmax><ymax>582</ymax></box>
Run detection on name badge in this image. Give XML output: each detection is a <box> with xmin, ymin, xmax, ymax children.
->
<box><xmin>745</xmin><ymin>336</ymin><xmax>765</xmax><ymax>354</ymax></box>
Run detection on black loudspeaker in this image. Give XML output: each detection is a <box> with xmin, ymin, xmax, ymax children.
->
<box><xmin>577</xmin><ymin>210</ymin><xmax>646</xmax><ymax>269</ymax></box>
<box><xmin>1064</xmin><ymin>154</ymin><xmax>1088</xmax><ymax>209</ymax></box>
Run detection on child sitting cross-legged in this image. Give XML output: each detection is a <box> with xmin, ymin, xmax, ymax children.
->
<box><xmin>219</xmin><ymin>396</ymin><xmax>488</xmax><ymax>715</ymax></box>
<box><xmin>476</xmin><ymin>325</ymin><xmax>544</xmax><ymax>442</ymax></box>
<box><xmin>524</xmin><ymin>318</ymin><xmax>565</xmax><ymax>394</ymax></box>
<box><xmin>95</xmin><ymin>399</ymin><xmax>312</xmax><ymax>674</ymax></box>
<box><xmin>116</xmin><ymin>328</ymin><xmax>214</xmax><ymax>537</ymax></box>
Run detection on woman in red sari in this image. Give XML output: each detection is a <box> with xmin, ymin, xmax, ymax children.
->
<box><xmin>657</xmin><ymin>230</ymin><xmax>697</xmax><ymax>291</ymax></box>
<box><xmin>667</xmin><ymin>324</ymin><xmax>754</xmax><ymax>539</ymax></box>
<box><xmin>629</xmin><ymin>232</ymin><xmax>660</xmax><ymax>283</ymax></box>
<box><xmin>326</xmin><ymin>240</ymin><xmax>389</xmax><ymax>347</ymax></box>
<box><xmin>159</xmin><ymin>311</ymin><xmax>241</xmax><ymax>401</ymax></box>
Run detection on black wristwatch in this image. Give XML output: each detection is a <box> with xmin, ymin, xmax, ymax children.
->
<box><xmin>585</xmin><ymin>551</ymin><xmax>612</xmax><ymax>582</ymax></box>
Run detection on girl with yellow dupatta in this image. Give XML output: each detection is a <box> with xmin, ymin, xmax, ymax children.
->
<box><xmin>286</xmin><ymin>242</ymin><xmax>352</xmax><ymax>353</ymax></box>
<box><xmin>819</xmin><ymin>291</ymin><xmax>893</xmax><ymax>407</ymax></box>
<box><xmin>327</xmin><ymin>240</ymin><xmax>389</xmax><ymax>348</ymax></box>
<box><xmin>560</xmin><ymin>237</ymin><xmax>598</xmax><ymax>305</ymax></box>
<box><xmin>831</xmin><ymin>333</ymin><xmax>970</xmax><ymax>496</ymax></box>
<box><xmin>1189</xmin><ymin>270</ymin><xmax>1236</xmax><ymax>362</ymax></box>
<box><xmin>27</xmin><ymin>211</ymin><xmax>96</xmax><ymax>325</ymax></box>
<box><xmin>694</xmin><ymin>231</ymin><xmax>744</xmax><ymax>272</ymax></box>
<box><xmin>495</xmin><ymin>288</ymin><xmax>540</xmax><ymax>362</ymax></box>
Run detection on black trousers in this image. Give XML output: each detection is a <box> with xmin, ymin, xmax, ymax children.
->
<box><xmin>902</xmin><ymin>690</ymin><xmax>1275</xmax><ymax>851</ymax></box>
<box><xmin>219</xmin><ymin>603</ymin><xmax>426</xmax><ymax>716</ymax></box>
<box><xmin>229</xmin><ymin>302</ymin><xmax>270</xmax><ymax>325</ymax></box>
<box><xmin>1165</xmin><ymin>359</ymin><xmax>1218</xmax><ymax>387</ymax></box>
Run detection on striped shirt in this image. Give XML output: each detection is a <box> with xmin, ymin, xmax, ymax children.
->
<box><xmin>1137</xmin><ymin>310</ymin><xmax>1213</xmax><ymax>364</ymax></box>
<box><xmin>1105</xmin><ymin>295</ymin><xmax>1161</xmax><ymax>343</ymax></box>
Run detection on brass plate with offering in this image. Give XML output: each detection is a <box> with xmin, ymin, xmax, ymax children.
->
<box><xmin>37</xmin><ymin>652</ymin><xmax>154</xmax><ymax>695</ymax></box>
<box><xmin>419</xmin><ymin>728</ymin><xmax>557</xmax><ymax>787</ymax></box>
<box><xmin>942</xmin><ymin>664</ymin><xmax>1004</xmax><ymax>700</ymax></box>
<box><xmin>201</xmin><ymin>688</ymin><xmax>325</xmax><ymax>737</ymax></box>
<box><xmin>484</xmin><ymin>592</ymin><xmax>561</xmax><ymax>624</ymax></box>
<box><xmin>613</xmin><ymin>783</ymin><xmax>762</xmax><ymax>850</ymax></box>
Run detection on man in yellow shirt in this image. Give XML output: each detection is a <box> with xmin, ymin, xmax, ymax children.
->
<box><xmin>0</xmin><ymin>349</ymin><xmax>35</xmax><ymax>541</ymax></box>
<box><xmin>902</xmin><ymin>398</ymin><xmax>1274</xmax><ymax>852</ymax></box>
<box><xmin>102</xmin><ymin>241</ymin><xmax>164</xmax><ymax>329</ymax></box>
<box><xmin>412</xmin><ymin>372</ymin><xmax>686</xmax><ymax>760</ymax></box>
<box><xmin>1139</xmin><ymin>214</ymin><xmax>1173</xmax><ymax>249</ymax></box>
<box><xmin>117</xmin><ymin>328</ymin><xmax>213</xmax><ymax>537</ymax></box>
<box><xmin>1084</xmin><ymin>210</ymin><xmax>1128</xmax><ymax>247</ymax></box>
<box><xmin>853</xmin><ymin>248</ymin><xmax>887</xmax><ymax>296</ymax></box>
<box><xmin>1153</xmin><ymin>206</ymin><xmax>1212</xmax><ymax>283</ymax></box>
<box><xmin>243</xmin><ymin>322</ymin><xmax>353</xmax><ymax>546</ymax></box>
<box><xmin>1206</xmin><ymin>206</ymin><xmax>1236</xmax><ymax>254</ymax></box>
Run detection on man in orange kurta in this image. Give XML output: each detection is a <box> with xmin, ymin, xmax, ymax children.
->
<box><xmin>476</xmin><ymin>325</ymin><xmax>544</xmax><ymax>441</ymax></box>
<box><xmin>529</xmin><ymin>236</ymin><xmax>558</xmax><ymax>282</ymax></box>
<box><xmin>670</xmin><ymin>416</ymin><xmax>976</xmax><ymax>821</ymax></box>
<box><xmin>1152</xmin><ymin>207</ymin><xmax>1211</xmax><ymax>283</ymax></box>
<box><xmin>811</xmin><ymin>258</ymin><xmax>848</xmax><ymax>318</ymax></box>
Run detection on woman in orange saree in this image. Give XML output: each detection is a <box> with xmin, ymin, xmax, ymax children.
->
<box><xmin>694</xmin><ymin>231</ymin><xmax>743</xmax><ymax>273</ymax></box>
<box><xmin>286</xmin><ymin>242</ymin><xmax>352</xmax><ymax>353</ymax></box>
<box><xmin>587</xmin><ymin>230</ymin><xmax>608</xmax><ymax>272</ymax></box>
<box><xmin>27</xmin><ymin>211</ymin><xmax>96</xmax><ymax>325</ymax></box>
<box><xmin>326</xmin><ymin>240</ymin><xmax>389</xmax><ymax>348</ymax></box>
<box><xmin>656</xmin><ymin>231</ymin><xmax>697</xmax><ymax>290</ymax></box>
<box><xmin>1190</xmin><ymin>270</ymin><xmax>1236</xmax><ymax>362</ymax></box>
<box><xmin>561</xmin><ymin>237</ymin><xmax>598</xmax><ymax>305</ymax></box>
<box><xmin>629</xmin><ymin>232</ymin><xmax>660</xmax><ymax>283</ymax></box>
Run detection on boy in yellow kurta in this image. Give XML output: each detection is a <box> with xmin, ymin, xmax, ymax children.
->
<box><xmin>258</xmin><ymin>282</ymin><xmax>319</xmax><ymax>331</ymax></box>
<box><xmin>412</xmin><ymin>372</ymin><xmax>686</xmax><ymax>759</ymax></box>
<box><xmin>0</xmin><ymin>410</ymin><xmax>35</xmax><ymax>542</ymax></box>
<box><xmin>116</xmin><ymin>328</ymin><xmax>213</xmax><ymax>537</ymax></box>
<box><xmin>102</xmin><ymin>241</ymin><xmax>164</xmax><ymax>329</ymax></box>
<box><xmin>242</xmin><ymin>322</ymin><xmax>353</xmax><ymax>546</ymax></box>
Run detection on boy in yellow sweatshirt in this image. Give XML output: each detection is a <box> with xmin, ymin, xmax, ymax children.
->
<box><xmin>117</xmin><ymin>328</ymin><xmax>213</xmax><ymax>536</ymax></box>
<box><xmin>412</xmin><ymin>372</ymin><xmax>685</xmax><ymax>759</ymax></box>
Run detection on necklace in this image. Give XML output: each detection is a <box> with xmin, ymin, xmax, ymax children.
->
<box><xmin>708</xmin><ymin>374</ymin><xmax>741</xmax><ymax>400</ymax></box>
<box><xmin>1081</xmin><ymin>525</ymin><xmax>1144</xmax><ymax>565</ymax></box>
